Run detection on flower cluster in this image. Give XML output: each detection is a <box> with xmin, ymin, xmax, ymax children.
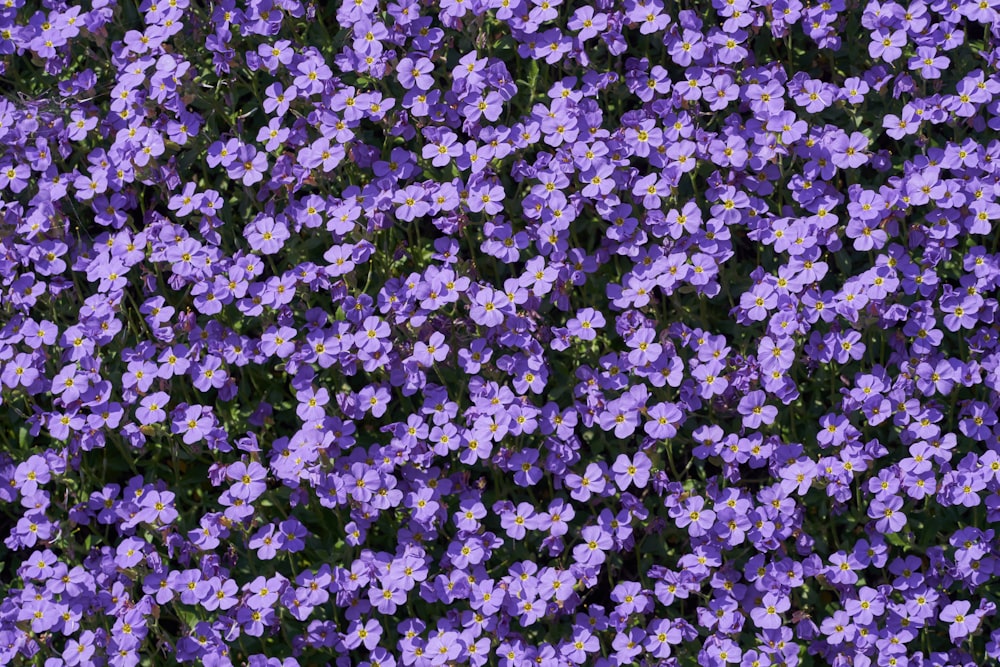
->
<box><xmin>1</xmin><ymin>0</ymin><xmax>1000</xmax><ymax>666</ymax></box>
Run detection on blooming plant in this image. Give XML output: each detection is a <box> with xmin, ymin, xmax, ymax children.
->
<box><xmin>2</xmin><ymin>0</ymin><xmax>1000</xmax><ymax>666</ymax></box>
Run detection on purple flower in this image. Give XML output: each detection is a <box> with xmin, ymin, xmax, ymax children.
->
<box><xmin>458</xmin><ymin>339</ymin><xmax>492</xmax><ymax>374</ymax></box>
<box><xmin>572</xmin><ymin>525</ymin><xmax>612</xmax><ymax>567</ymax></box>
<box><xmin>632</xmin><ymin>173</ymin><xmax>670</xmax><ymax>209</ymax></box>
<box><xmin>227</xmin><ymin>145</ymin><xmax>269</xmax><ymax>185</ymax></box>
<box><xmin>358</xmin><ymin>384</ymin><xmax>392</xmax><ymax>418</ymax></box>
<box><xmin>833</xmin><ymin>330</ymin><xmax>865</xmax><ymax>363</ymax></box>
<box><xmin>412</xmin><ymin>332</ymin><xmax>449</xmax><ymax>366</ymax></box>
<box><xmin>510</xmin><ymin>448</ymin><xmax>543</xmax><ymax>487</ymax></box>
<box><xmin>51</xmin><ymin>364</ymin><xmax>86</xmax><ymax>403</ymax></box>
<box><xmin>611</xmin><ymin>452</ymin><xmax>652</xmax><ymax>490</ymax></box>
<box><xmin>564</xmin><ymin>307</ymin><xmax>604</xmax><ymax>341</ymax></box>
<box><xmin>740</xmin><ymin>282</ymin><xmax>778</xmax><ymax>322</ymax></box>
<box><xmin>626</xmin><ymin>327</ymin><xmax>662</xmax><ymax>366</ymax></box>
<box><xmin>249</xmin><ymin>524</ymin><xmax>284</xmax><ymax>560</ymax></box>
<box><xmin>500</xmin><ymin>501</ymin><xmax>541</xmax><ymax>540</ymax></box>
<box><xmin>939</xmin><ymin>600</ymin><xmax>980</xmax><ymax>642</ymax></box>
<box><xmin>843</xmin><ymin>586</ymin><xmax>885</xmax><ymax>625</ymax></box>
<box><xmin>3</xmin><ymin>353</ymin><xmax>40</xmax><ymax>389</ymax></box>
<box><xmin>137</xmin><ymin>490</ymin><xmax>178</xmax><ymax>525</ymax></box>
<box><xmin>344</xmin><ymin>618</ymin><xmax>382</xmax><ymax>650</ymax></box>
<box><xmin>672</xmin><ymin>496</ymin><xmax>716</xmax><ymax>537</ymax></box>
<box><xmin>909</xmin><ymin>46</ymin><xmax>949</xmax><ymax>79</ymax></box>
<box><xmin>237</xmin><ymin>605</ymin><xmax>275</xmax><ymax>637</ymax></box>
<box><xmin>940</xmin><ymin>291</ymin><xmax>981</xmax><ymax>331</ymax></box>
<box><xmin>469</xmin><ymin>287</ymin><xmax>511</xmax><ymax>327</ymax></box>
<box><xmin>598</xmin><ymin>395</ymin><xmax>641</xmax><ymax>438</ymax></box>
<box><xmin>563</xmin><ymin>462</ymin><xmax>605</xmax><ymax>502</ymax></box>
<box><xmin>883</xmin><ymin>106</ymin><xmax>920</xmax><ymax>139</ymax></box>
<box><xmin>115</xmin><ymin>537</ymin><xmax>147</xmax><ymax>568</ymax></box>
<box><xmin>246</xmin><ymin>216</ymin><xmax>290</xmax><ymax>255</ymax></box>
<box><xmin>751</xmin><ymin>592</ymin><xmax>789</xmax><ymax>629</ymax></box>
<box><xmin>644</xmin><ymin>618</ymin><xmax>681</xmax><ymax>658</ymax></box>
<box><xmin>422</xmin><ymin>129</ymin><xmax>462</xmax><ymax>167</ymax></box>
<box><xmin>227</xmin><ymin>461</ymin><xmax>268</xmax><ymax>500</ymax></box>
<box><xmin>738</xmin><ymin>391</ymin><xmax>778</xmax><ymax>428</ymax></box>
<box><xmin>641</xmin><ymin>402</ymin><xmax>679</xmax><ymax>439</ymax></box>
<box><xmin>868</xmin><ymin>28</ymin><xmax>907</xmax><ymax>62</ymax></box>
<box><xmin>867</xmin><ymin>494</ymin><xmax>907</xmax><ymax>533</ymax></box>
<box><xmin>393</xmin><ymin>185</ymin><xmax>431</xmax><ymax>221</ymax></box>
<box><xmin>397</xmin><ymin>56</ymin><xmax>435</xmax><ymax>90</ymax></box>
<box><xmin>569</xmin><ymin>6</ymin><xmax>608</xmax><ymax>40</ymax></box>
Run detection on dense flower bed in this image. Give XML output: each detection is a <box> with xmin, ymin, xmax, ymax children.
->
<box><xmin>2</xmin><ymin>0</ymin><xmax>1000</xmax><ymax>665</ymax></box>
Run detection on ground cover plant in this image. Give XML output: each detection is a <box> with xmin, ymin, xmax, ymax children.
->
<box><xmin>1</xmin><ymin>0</ymin><xmax>1000</xmax><ymax>665</ymax></box>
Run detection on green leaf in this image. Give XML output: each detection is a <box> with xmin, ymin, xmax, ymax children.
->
<box><xmin>884</xmin><ymin>531</ymin><xmax>911</xmax><ymax>552</ymax></box>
